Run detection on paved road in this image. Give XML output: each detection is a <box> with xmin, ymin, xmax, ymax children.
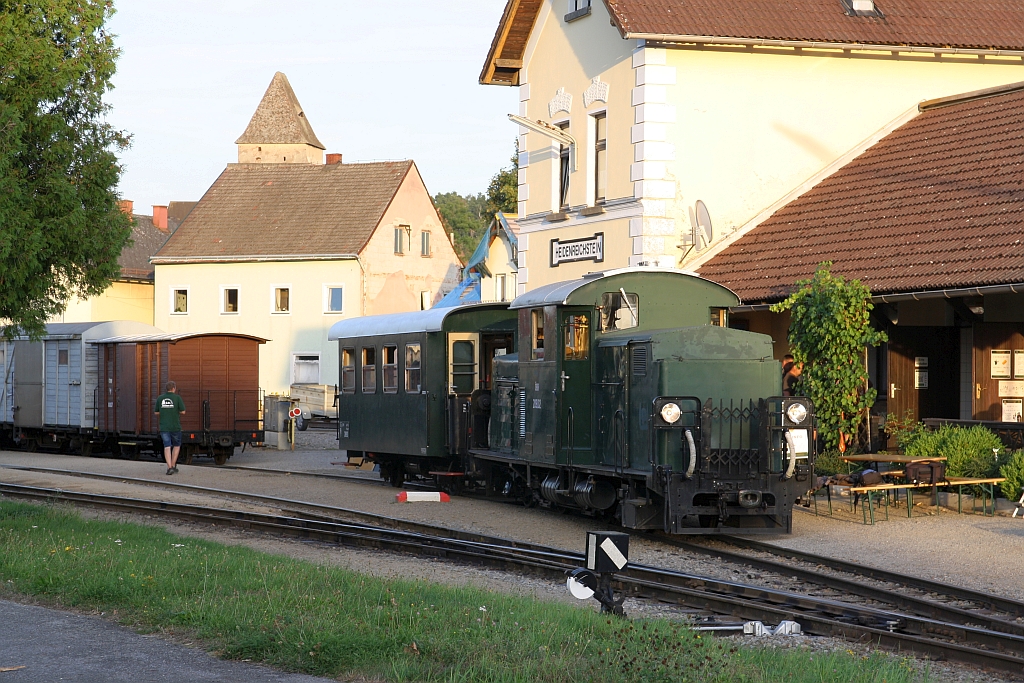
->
<box><xmin>0</xmin><ymin>599</ymin><xmax>333</xmax><ymax>683</ymax></box>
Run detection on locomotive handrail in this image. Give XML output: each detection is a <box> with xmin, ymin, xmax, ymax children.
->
<box><xmin>566</xmin><ymin>406</ymin><xmax>574</xmax><ymax>474</ymax></box>
<box><xmin>613</xmin><ymin>409</ymin><xmax>625</xmax><ymax>475</ymax></box>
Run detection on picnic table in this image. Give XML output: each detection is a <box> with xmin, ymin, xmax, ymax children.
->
<box><xmin>812</xmin><ymin>454</ymin><xmax>1005</xmax><ymax>524</ymax></box>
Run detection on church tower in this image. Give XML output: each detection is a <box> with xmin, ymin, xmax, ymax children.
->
<box><xmin>235</xmin><ymin>72</ymin><xmax>325</xmax><ymax>164</ymax></box>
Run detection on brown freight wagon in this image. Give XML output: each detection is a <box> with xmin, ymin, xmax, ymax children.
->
<box><xmin>93</xmin><ymin>333</ymin><xmax>266</xmax><ymax>464</ymax></box>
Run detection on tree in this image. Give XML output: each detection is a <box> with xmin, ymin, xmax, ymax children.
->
<box><xmin>0</xmin><ymin>0</ymin><xmax>133</xmax><ymax>339</ymax></box>
<box><xmin>770</xmin><ymin>262</ymin><xmax>887</xmax><ymax>452</ymax></box>
<box><xmin>433</xmin><ymin>139</ymin><xmax>518</xmax><ymax>262</ymax></box>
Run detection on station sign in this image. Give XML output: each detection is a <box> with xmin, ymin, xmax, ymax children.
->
<box><xmin>550</xmin><ymin>233</ymin><xmax>604</xmax><ymax>267</ymax></box>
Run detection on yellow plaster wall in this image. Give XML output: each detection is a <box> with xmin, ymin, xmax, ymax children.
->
<box><xmin>154</xmin><ymin>260</ymin><xmax>362</xmax><ymax>393</ymax></box>
<box><xmin>359</xmin><ymin>166</ymin><xmax>462</xmax><ymax>314</ymax></box>
<box><xmin>480</xmin><ymin>233</ymin><xmax>518</xmax><ymax>302</ymax></box>
<box><xmin>53</xmin><ymin>281</ymin><xmax>155</xmax><ymax>325</ymax></box>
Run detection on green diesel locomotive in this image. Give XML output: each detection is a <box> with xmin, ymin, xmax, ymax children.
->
<box><xmin>328</xmin><ymin>268</ymin><xmax>814</xmax><ymax>534</ymax></box>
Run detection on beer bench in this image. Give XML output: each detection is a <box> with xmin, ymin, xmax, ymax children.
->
<box><xmin>846</xmin><ymin>477</ymin><xmax>1006</xmax><ymax>525</ymax></box>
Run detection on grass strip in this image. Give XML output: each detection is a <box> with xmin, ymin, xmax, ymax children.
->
<box><xmin>0</xmin><ymin>500</ymin><xmax>927</xmax><ymax>682</ymax></box>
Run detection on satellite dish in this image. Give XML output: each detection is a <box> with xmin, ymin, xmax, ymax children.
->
<box><xmin>695</xmin><ymin>200</ymin><xmax>712</xmax><ymax>243</ymax></box>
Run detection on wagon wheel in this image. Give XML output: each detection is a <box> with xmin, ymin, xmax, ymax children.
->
<box><xmin>120</xmin><ymin>444</ymin><xmax>140</xmax><ymax>461</ymax></box>
<box><xmin>24</xmin><ymin>439</ymin><xmax>38</xmax><ymax>453</ymax></box>
<box><xmin>213</xmin><ymin>446</ymin><xmax>232</xmax><ymax>466</ymax></box>
<box><xmin>182</xmin><ymin>447</ymin><xmax>194</xmax><ymax>466</ymax></box>
<box><xmin>80</xmin><ymin>441</ymin><xmax>93</xmax><ymax>458</ymax></box>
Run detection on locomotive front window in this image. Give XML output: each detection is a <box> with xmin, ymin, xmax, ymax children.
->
<box><xmin>531</xmin><ymin>309</ymin><xmax>545</xmax><ymax>360</ymax></box>
<box><xmin>600</xmin><ymin>291</ymin><xmax>639</xmax><ymax>331</ymax></box>
<box><xmin>563</xmin><ymin>314</ymin><xmax>589</xmax><ymax>360</ymax></box>
<box><xmin>406</xmin><ymin>343</ymin><xmax>421</xmax><ymax>393</ymax></box>
<box><xmin>342</xmin><ymin>348</ymin><xmax>355</xmax><ymax>393</ymax></box>
<box><xmin>382</xmin><ymin>345</ymin><xmax>398</xmax><ymax>393</ymax></box>
<box><xmin>361</xmin><ymin>347</ymin><xmax>376</xmax><ymax>394</ymax></box>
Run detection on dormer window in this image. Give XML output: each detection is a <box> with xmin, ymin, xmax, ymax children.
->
<box><xmin>841</xmin><ymin>0</ymin><xmax>884</xmax><ymax>17</ymax></box>
<box><xmin>565</xmin><ymin>0</ymin><xmax>590</xmax><ymax>22</ymax></box>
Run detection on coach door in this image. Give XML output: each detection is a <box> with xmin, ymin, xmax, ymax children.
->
<box><xmin>595</xmin><ymin>343</ymin><xmax>628</xmax><ymax>470</ymax></box>
<box><xmin>446</xmin><ymin>333</ymin><xmax>478</xmax><ymax>455</ymax></box>
<box><xmin>559</xmin><ymin>309</ymin><xmax>592</xmax><ymax>466</ymax></box>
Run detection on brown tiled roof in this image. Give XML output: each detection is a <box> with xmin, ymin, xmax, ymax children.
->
<box><xmin>153</xmin><ymin>161</ymin><xmax>413</xmax><ymax>260</ymax></box>
<box><xmin>698</xmin><ymin>82</ymin><xmax>1024</xmax><ymax>303</ymax></box>
<box><xmin>235</xmin><ymin>72</ymin><xmax>325</xmax><ymax>149</ymax></box>
<box><xmin>606</xmin><ymin>0</ymin><xmax>1024</xmax><ymax>51</ymax></box>
<box><xmin>482</xmin><ymin>0</ymin><xmax>1024</xmax><ymax>84</ymax></box>
<box><xmin>118</xmin><ymin>214</ymin><xmax>171</xmax><ymax>280</ymax></box>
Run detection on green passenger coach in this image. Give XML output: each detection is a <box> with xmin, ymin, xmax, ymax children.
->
<box><xmin>329</xmin><ymin>268</ymin><xmax>815</xmax><ymax>535</ymax></box>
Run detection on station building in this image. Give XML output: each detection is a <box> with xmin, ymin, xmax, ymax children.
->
<box><xmin>480</xmin><ymin>0</ymin><xmax>1024</xmax><ymax>295</ymax></box>
<box><xmin>696</xmin><ymin>81</ymin><xmax>1024</xmax><ymax>440</ymax></box>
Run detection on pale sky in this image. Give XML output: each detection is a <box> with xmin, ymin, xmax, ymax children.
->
<box><xmin>106</xmin><ymin>1</ymin><xmax>518</xmax><ymax>214</ymax></box>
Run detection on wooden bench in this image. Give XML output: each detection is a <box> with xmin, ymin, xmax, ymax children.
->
<box><xmin>943</xmin><ymin>477</ymin><xmax>1006</xmax><ymax>516</ymax></box>
<box><xmin>844</xmin><ymin>478</ymin><xmax>1006</xmax><ymax>524</ymax></box>
<box><xmin>848</xmin><ymin>482</ymin><xmax>941</xmax><ymax>525</ymax></box>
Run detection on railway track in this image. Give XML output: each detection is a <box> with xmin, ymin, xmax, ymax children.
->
<box><xmin>2</xmin><ymin>479</ymin><xmax>1024</xmax><ymax>675</ymax></box>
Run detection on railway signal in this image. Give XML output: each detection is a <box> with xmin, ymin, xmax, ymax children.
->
<box><xmin>566</xmin><ymin>532</ymin><xmax>629</xmax><ymax>616</ymax></box>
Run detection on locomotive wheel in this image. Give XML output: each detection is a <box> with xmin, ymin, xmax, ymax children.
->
<box><xmin>698</xmin><ymin>515</ymin><xmax>719</xmax><ymax>528</ymax></box>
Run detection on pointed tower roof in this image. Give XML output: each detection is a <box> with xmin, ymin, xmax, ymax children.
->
<box><xmin>235</xmin><ymin>72</ymin><xmax>325</xmax><ymax>149</ymax></box>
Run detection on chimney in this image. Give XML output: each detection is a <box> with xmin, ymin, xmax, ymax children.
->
<box><xmin>325</xmin><ymin>153</ymin><xmax>343</xmax><ymax>165</ymax></box>
<box><xmin>852</xmin><ymin>0</ymin><xmax>874</xmax><ymax>11</ymax></box>
<box><xmin>152</xmin><ymin>205</ymin><xmax>168</xmax><ymax>231</ymax></box>
<box><xmin>118</xmin><ymin>199</ymin><xmax>134</xmax><ymax>215</ymax></box>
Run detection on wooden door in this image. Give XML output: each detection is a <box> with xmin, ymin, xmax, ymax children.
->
<box><xmin>115</xmin><ymin>344</ymin><xmax>137</xmax><ymax>433</ymax></box>
<box><xmin>972</xmin><ymin>324</ymin><xmax>1024</xmax><ymax>421</ymax></box>
<box><xmin>887</xmin><ymin>327</ymin><xmax>959</xmax><ymax>423</ymax></box>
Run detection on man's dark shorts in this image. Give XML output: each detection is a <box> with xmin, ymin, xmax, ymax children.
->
<box><xmin>160</xmin><ymin>431</ymin><xmax>182</xmax><ymax>448</ymax></box>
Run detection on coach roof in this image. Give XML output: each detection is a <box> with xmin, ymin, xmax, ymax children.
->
<box><xmin>327</xmin><ymin>303</ymin><xmax>510</xmax><ymax>340</ymax></box>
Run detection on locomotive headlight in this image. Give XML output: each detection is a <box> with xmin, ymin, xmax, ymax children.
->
<box><xmin>660</xmin><ymin>402</ymin><xmax>681</xmax><ymax>424</ymax></box>
<box><xmin>786</xmin><ymin>402</ymin><xmax>808</xmax><ymax>425</ymax></box>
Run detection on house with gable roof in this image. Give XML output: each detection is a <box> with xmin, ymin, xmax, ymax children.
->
<box><xmin>696</xmin><ymin>81</ymin><xmax>1024</xmax><ymax>437</ymax></box>
<box><xmin>436</xmin><ymin>212</ymin><xmax>520</xmax><ymax>307</ymax></box>
<box><xmin>480</xmin><ymin>0</ymin><xmax>1024</xmax><ymax>295</ymax></box>
<box><xmin>152</xmin><ymin>72</ymin><xmax>461</xmax><ymax>393</ymax></box>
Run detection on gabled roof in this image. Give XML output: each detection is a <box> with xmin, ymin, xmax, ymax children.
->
<box><xmin>698</xmin><ymin>81</ymin><xmax>1024</xmax><ymax>303</ymax></box>
<box><xmin>119</xmin><ymin>214</ymin><xmax>171</xmax><ymax>280</ymax></box>
<box><xmin>235</xmin><ymin>72</ymin><xmax>325</xmax><ymax>150</ymax></box>
<box><xmin>152</xmin><ymin>161</ymin><xmax>415</xmax><ymax>262</ymax></box>
<box><xmin>481</xmin><ymin>0</ymin><xmax>1024</xmax><ymax>84</ymax></box>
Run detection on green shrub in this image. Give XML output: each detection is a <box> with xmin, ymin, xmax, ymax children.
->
<box><xmin>999</xmin><ymin>450</ymin><xmax>1024</xmax><ymax>501</ymax></box>
<box><xmin>897</xmin><ymin>423</ymin><xmax>1002</xmax><ymax>479</ymax></box>
<box><xmin>884</xmin><ymin>411</ymin><xmax>929</xmax><ymax>451</ymax></box>
<box><xmin>813</xmin><ymin>449</ymin><xmax>846</xmax><ymax>476</ymax></box>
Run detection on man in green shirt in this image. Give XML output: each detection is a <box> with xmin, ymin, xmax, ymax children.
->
<box><xmin>154</xmin><ymin>381</ymin><xmax>186</xmax><ymax>475</ymax></box>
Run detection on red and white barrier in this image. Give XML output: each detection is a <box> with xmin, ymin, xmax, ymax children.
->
<box><xmin>395</xmin><ymin>491</ymin><xmax>451</xmax><ymax>503</ymax></box>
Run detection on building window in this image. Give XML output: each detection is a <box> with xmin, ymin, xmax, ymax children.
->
<box><xmin>710</xmin><ymin>308</ymin><xmax>728</xmax><ymax>327</ymax></box>
<box><xmin>273</xmin><ymin>286</ymin><xmax>290</xmax><ymax>313</ymax></box>
<box><xmin>293</xmin><ymin>354</ymin><xmax>320</xmax><ymax>384</ymax></box>
<box><xmin>496</xmin><ymin>274</ymin><xmax>508</xmax><ymax>302</ymax></box>
<box><xmin>563</xmin><ymin>314</ymin><xmax>589</xmax><ymax>361</ymax></box>
<box><xmin>558</xmin><ymin>122</ymin><xmax>570</xmax><ymax>211</ymax></box>
<box><xmin>171</xmin><ymin>288</ymin><xmax>189</xmax><ymax>314</ymax></box>
<box><xmin>382</xmin><ymin>345</ymin><xmax>399</xmax><ymax>393</ymax></box>
<box><xmin>406</xmin><ymin>343</ymin><xmax>421</xmax><ymax>393</ymax></box>
<box><xmin>342</xmin><ymin>348</ymin><xmax>355</xmax><ymax>393</ymax></box>
<box><xmin>600</xmin><ymin>291</ymin><xmax>639</xmax><ymax>331</ymax></box>
<box><xmin>421</xmin><ymin>231</ymin><xmax>431</xmax><ymax>256</ymax></box>
<box><xmin>420</xmin><ymin>291</ymin><xmax>431</xmax><ymax>310</ymax></box>
<box><xmin>593</xmin><ymin>112</ymin><xmax>607</xmax><ymax>204</ymax></box>
<box><xmin>531</xmin><ymin>309</ymin><xmax>545</xmax><ymax>360</ymax></box>
<box><xmin>361</xmin><ymin>347</ymin><xmax>376</xmax><ymax>394</ymax></box>
<box><xmin>394</xmin><ymin>225</ymin><xmax>411</xmax><ymax>254</ymax></box>
<box><xmin>324</xmin><ymin>285</ymin><xmax>343</xmax><ymax>313</ymax></box>
<box><xmin>221</xmin><ymin>287</ymin><xmax>239</xmax><ymax>314</ymax></box>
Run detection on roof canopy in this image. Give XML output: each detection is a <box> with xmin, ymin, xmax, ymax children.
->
<box><xmin>328</xmin><ymin>303</ymin><xmax>508</xmax><ymax>340</ymax></box>
<box><xmin>89</xmin><ymin>332</ymin><xmax>268</xmax><ymax>344</ymax></box>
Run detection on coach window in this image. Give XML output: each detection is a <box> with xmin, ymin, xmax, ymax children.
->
<box><xmin>342</xmin><ymin>348</ymin><xmax>355</xmax><ymax>393</ymax></box>
<box><xmin>382</xmin><ymin>345</ymin><xmax>398</xmax><ymax>393</ymax></box>
<box><xmin>406</xmin><ymin>343</ymin><xmax>422</xmax><ymax>393</ymax></box>
<box><xmin>361</xmin><ymin>347</ymin><xmax>376</xmax><ymax>394</ymax></box>
<box><xmin>563</xmin><ymin>314</ymin><xmax>589</xmax><ymax>360</ymax></box>
<box><xmin>600</xmin><ymin>291</ymin><xmax>639</xmax><ymax>331</ymax></box>
<box><xmin>531</xmin><ymin>309</ymin><xmax>545</xmax><ymax>360</ymax></box>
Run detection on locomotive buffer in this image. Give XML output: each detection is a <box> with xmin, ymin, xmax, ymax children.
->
<box><xmin>567</xmin><ymin>532</ymin><xmax>629</xmax><ymax>616</ymax></box>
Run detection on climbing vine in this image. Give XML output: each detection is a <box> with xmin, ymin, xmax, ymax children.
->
<box><xmin>770</xmin><ymin>262</ymin><xmax>886</xmax><ymax>452</ymax></box>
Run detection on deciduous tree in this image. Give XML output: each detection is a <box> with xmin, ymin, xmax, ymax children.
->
<box><xmin>0</xmin><ymin>0</ymin><xmax>132</xmax><ymax>338</ymax></box>
<box><xmin>770</xmin><ymin>262</ymin><xmax>886</xmax><ymax>452</ymax></box>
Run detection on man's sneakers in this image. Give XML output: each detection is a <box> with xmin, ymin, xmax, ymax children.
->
<box><xmin>165</xmin><ymin>466</ymin><xmax>179</xmax><ymax>475</ymax></box>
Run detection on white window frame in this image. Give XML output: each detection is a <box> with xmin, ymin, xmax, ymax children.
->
<box><xmin>270</xmin><ymin>283</ymin><xmax>291</xmax><ymax>315</ymax></box>
<box><xmin>291</xmin><ymin>352</ymin><xmax>321</xmax><ymax>385</ymax></box>
<box><xmin>551</xmin><ymin>118</ymin><xmax>570</xmax><ymax>213</ymax></box>
<box><xmin>587</xmin><ymin>108</ymin><xmax>607</xmax><ymax>207</ymax></box>
<box><xmin>220</xmin><ymin>285</ymin><xmax>241</xmax><ymax>315</ymax></box>
<box><xmin>323</xmin><ymin>283</ymin><xmax>345</xmax><ymax>314</ymax></box>
<box><xmin>421</xmin><ymin>230</ymin><xmax>431</xmax><ymax>257</ymax></box>
<box><xmin>170</xmin><ymin>286</ymin><xmax>190</xmax><ymax>315</ymax></box>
